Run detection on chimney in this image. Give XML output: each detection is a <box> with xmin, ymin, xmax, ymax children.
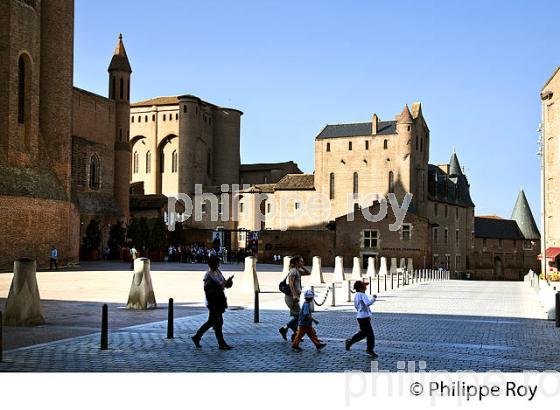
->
<box><xmin>372</xmin><ymin>113</ymin><xmax>379</xmax><ymax>135</ymax></box>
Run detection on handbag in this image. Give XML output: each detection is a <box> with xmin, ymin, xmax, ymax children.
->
<box><xmin>278</xmin><ymin>274</ymin><xmax>291</xmax><ymax>295</ymax></box>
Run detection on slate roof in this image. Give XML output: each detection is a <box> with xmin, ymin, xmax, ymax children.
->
<box><xmin>275</xmin><ymin>174</ymin><xmax>315</xmax><ymax>190</ymax></box>
<box><xmin>511</xmin><ymin>189</ymin><xmax>540</xmax><ymax>240</ymax></box>
<box><xmin>427</xmin><ymin>163</ymin><xmax>474</xmax><ymax>208</ymax></box>
<box><xmin>448</xmin><ymin>152</ymin><xmax>463</xmax><ymax>176</ymax></box>
<box><xmin>475</xmin><ymin>217</ymin><xmax>524</xmax><ymax>240</ymax></box>
<box><xmin>316</xmin><ymin>121</ymin><xmax>397</xmax><ymax>139</ymax></box>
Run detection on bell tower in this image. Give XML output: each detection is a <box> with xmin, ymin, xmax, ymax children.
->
<box><xmin>108</xmin><ymin>33</ymin><xmax>132</xmax><ymax>219</ymax></box>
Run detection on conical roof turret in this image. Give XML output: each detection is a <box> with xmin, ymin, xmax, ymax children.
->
<box><xmin>108</xmin><ymin>33</ymin><xmax>132</xmax><ymax>73</ymax></box>
<box><xmin>511</xmin><ymin>189</ymin><xmax>540</xmax><ymax>240</ymax></box>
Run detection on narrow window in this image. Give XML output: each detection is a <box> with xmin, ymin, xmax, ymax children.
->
<box><xmin>152</xmin><ymin>114</ymin><xmax>155</xmax><ymax>121</ymax></box>
<box><xmin>131</xmin><ymin>116</ymin><xmax>135</xmax><ymax>123</ymax></box>
<box><xmin>144</xmin><ymin>115</ymin><xmax>147</xmax><ymax>122</ymax></box>
<box><xmin>498</xmin><ymin>238</ymin><xmax>503</xmax><ymax>248</ymax></box>
<box><xmin>326</xmin><ymin>143</ymin><xmax>330</xmax><ymax>152</ymax></box>
<box><xmin>388</xmin><ymin>171</ymin><xmax>394</xmax><ymax>193</ymax></box>
<box><xmin>160</xmin><ymin>151</ymin><xmax>165</xmax><ymax>173</ymax></box>
<box><xmin>89</xmin><ymin>155</ymin><xmax>100</xmax><ymax>190</ymax></box>
<box><xmin>18</xmin><ymin>57</ymin><xmax>26</xmax><ymax>124</ymax></box>
<box><xmin>172</xmin><ymin>150</ymin><xmax>178</xmax><ymax>173</ymax></box>
<box><xmin>183</xmin><ymin>105</ymin><xmax>187</xmax><ymax>113</ymax></box>
<box><xmin>455</xmin><ymin>229</ymin><xmax>459</xmax><ymax>247</ymax></box>
<box><xmin>110</xmin><ymin>76</ymin><xmax>116</xmax><ymax>100</ymax></box>
<box><xmin>353</xmin><ymin>172</ymin><xmax>359</xmax><ymax>198</ymax></box>
<box><xmin>420</xmin><ymin>137</ymin><xmax>423</xmax><ymax>152</ymax></box>
<box><xmin>349</xmin><ymin>141</ymin><xmax>353</xmax><ymax>151</ymax></box>
<box><xmin>402</xmin><ymin>224</ymin><xmax>411</xmax><ymax>241</ymax></box>
<box><xmin>176</xmin><ymin>113</ymin><xmax>178</xmax><ymax>120</ymax></box>
<box><xmin>365</xmin><ymin>140</ymin><xmax>369</xmax><ymax>150</ymax></box>
<box><xmin>119</xmin><ymin>128</ymin><xmax>123</xmax><ymax>142</ymax></box>
<box><xmin>329</xmin><ymin>173</ymin><xmax>335</xmax><ymax>200</ymax></box>
<box><xmin>146</xmin><ymin>151</ymin><xmax>151</xmax><ymax>173</ymax></box>
<box><xmin>444</xmin><ymin>228</ymin><xmax>449</xmax><ymax>244</ymax></box>
<box><xmin>119</xmin><ymin>78</ymin><xmax>124</xmax><ymax>99</ymax></box>
<box><xmin>383</xmin><ymin>139</ymin><xmax>388</xmax><ymax>150</ymax></box>
<box><xmin>163</xmin><ymin>114</ymin><xmax>166</xmax><ymax>121</ymax></box>
<box><xmin>138</xmin><ymin>116</ymin><xmax>141</xmax><ymax>123</ymax></box>
<box><xmin>207</xmin><ymin>150</ymin><xmax>212</xmax><ymax>176</ymax></box>
<box><xmin>416</xmin><ymin>135</ymin><xmax>419</xmax><ymax>150</ymax></box>
<box><xmin>127</xmin><ymin>78</ymin><xmax>130</xmax><ymax>101</ymax></box>
<box><xmin>433</xmin><ymin>228</ymin><xmax>438</xmax><ymax>244</ymax></box>
<box><xmin>133</xmin><ymin>151</ymin><xmax>139</xmax><ymax>174</ymax></box>
<box><xmin>434</xmin><ymin>203</ymin><xmax>438</xmax><ymax>216</ymax></box>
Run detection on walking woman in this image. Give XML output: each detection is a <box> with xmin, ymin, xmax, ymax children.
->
<box><xmin>279</xmin><ymin>255</ymin><xmax>311</xmax><ymax>341</ymax></box>
<box><xmin>192</xmin><ymin>256</ymin><xmax>234</xmax><ymax>350</ymax></box>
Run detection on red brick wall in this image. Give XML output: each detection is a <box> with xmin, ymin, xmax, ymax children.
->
<box><xmin>0</xmin><ymin>195</ymin><xmax>80</xmax><ymax>271</ymax></box>
<box><xmin>257</xmin><ymin>230</ymin><xmax>335</xmax><ymax>266</ymax></box>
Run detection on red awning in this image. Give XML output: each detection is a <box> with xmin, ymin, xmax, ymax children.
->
<box><xmin>537</xmin><ymin>247</ymin><xmax>560</xmax><ymax>260</ymax></box>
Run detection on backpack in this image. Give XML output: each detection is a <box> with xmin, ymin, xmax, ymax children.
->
<box><xmin>279</xmin><ymin>274</ymin><xmax>291</xmax><ymax>295</ymax></box>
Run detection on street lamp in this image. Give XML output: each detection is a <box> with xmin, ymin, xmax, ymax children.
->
<box><xmin>539</xmin><ymin>90</ymin><xmax>554</xmax><ymax>280</ymax></box>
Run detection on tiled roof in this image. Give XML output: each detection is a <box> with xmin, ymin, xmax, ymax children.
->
<box><xmin>131</xmin><ymin>96</ymin><xmax>180</xmax><ymax>107</ymax></box>
<box><xmin>108</xmin><ymin>34</ymin><xmax>132</xmax><ymax>73</ymax></box>
<box><xmin>275</xmin><ymin>174</ymin><xmax>315</xmax><ymax>190</ymax></box>
<box><xmin>240</xmin><ymin>161</ymin><xmax>301</xmax><ymax>173</ymax></box>
<box><xmin>316</xmin><ymin>121</ymin><xmax>397</xmax><ymax>139</ymax></box>
<box><xmin>475</xmin><ymin>217</ymin><xmax>524</xmax><ymax>240</ymax></box>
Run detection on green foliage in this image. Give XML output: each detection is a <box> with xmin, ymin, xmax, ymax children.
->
<box><xmin>149</xmin><ymin>217</ymin><xmax>168</xmax><ymax>251</ymax></box>
<box><xmin>127</xmin><ymin>217</ymin><xmax>149</xmax><ymax>249</ymax></box>
<box><xmin>108</xmin><ymin>221</ymin><xmax>126</xmax><ymax>251</ymax></box>
<box><xmin>83</xmin><ymin>219</ymin><xmax>102</xmax><ymax>251</ymax></box>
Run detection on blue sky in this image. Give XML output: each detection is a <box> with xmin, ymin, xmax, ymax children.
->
<box><xmin>74</xmin><ymin>0</ymin><xmax>558</xmax><ymax>221</ymax></box>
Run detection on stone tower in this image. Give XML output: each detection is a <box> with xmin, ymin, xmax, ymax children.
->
<box><xmin>108</xmin><ymin>34</ymin><xmax>132</xmax><ymax>219</ymax></box>
<box><xmin>395</xmin><ymin>105</ymin><xmax>414</xmax><ymax>203</ymax></box>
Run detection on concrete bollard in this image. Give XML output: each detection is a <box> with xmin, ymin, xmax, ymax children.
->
<box><xmin>167</xmin><ymin>298</ymin><xmax>174</xmax><ymax>339</ymax></box>
<box><xmin>282</xmin><ymin>256</ymin><xmax>292</xmax><ymax>276</ymax></box>
<box><xmin>310</xmin><ymin>256</ymin><xmax>325</xmax><ymax>284</ymax></box>
<box><xmin>240</xmin><ymin>256</ymin><xmax>260</xmax><ymax>295</ymax></box>
<box><xmin>351</xmin><ymin>257</ymin><xmax>362</xmax><ymax>281</ymax></box>
<box><xmin>127</xmin><ymin>258</ymin><xmax>157</xmax><ymax>310</ymax></box>
<box><xmin>101</xmin><ymin>304</ymin><xmax>108</xmax><ymax>350</ymax></box>
<box><xmin>389</xmin><ymin>258</ymin><xmax>398</xmax><ymax>276</ymax></box>
<box><xmin>407</xmin><ymin>258</ymin><xmax>414</xmax><ymax>274</ymax></box>
<box><xmin>366</xmin><ymin>257</ymin><xmax>376</xmax><ymax>278</ymax></box>
<box><xmin>4</xmin><ymin>258</ymin><xmax>45</xmax><ymax>326</ymax></box>
<box><xmin>333</xmin><ymin>256</ymin><xmax>345</xmax><ymax>283</ymax></box>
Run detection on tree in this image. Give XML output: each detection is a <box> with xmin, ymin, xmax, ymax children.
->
<box><xmin>127</xmin><ymin>217</ymin><xmax>149</xmax><ymax>249</ymax></box>
<box><xmin>83</xmin><ymin>219</ymin><xmax>102</xmax><ymax>251</ymax></box>
<box><xmin>108</xmin><ymin>221</ymin><xmax>126</xmax><ymax>252</ymax></box>
<box><xmin>149</xmin><ymin>217</ymin><xmax>168</xmax><ymax>251</ymax></box>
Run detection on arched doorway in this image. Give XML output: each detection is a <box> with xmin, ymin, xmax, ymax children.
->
<box><xmin>494</xmin><ymin>256</ymin><xmax>504</xmax><ymax>280</ymax></box>
<box><xmin>158</xmin><ymin>134</ymin><xmax>178</xmax><ymax>195</ymax></box>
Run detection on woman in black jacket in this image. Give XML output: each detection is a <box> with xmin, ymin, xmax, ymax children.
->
<box><xmin>191</xmin><ymin>256</ymin><xmax>233</xmax><ymax>350</ymax></box>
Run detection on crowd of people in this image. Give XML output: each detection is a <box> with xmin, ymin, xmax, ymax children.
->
<box><xmin>165</xmin><ymin>244</ymin><xmax>251</xmax><ymax>264</ymax></box>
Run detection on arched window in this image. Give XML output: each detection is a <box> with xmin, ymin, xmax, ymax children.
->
<box><xmin>146</xmin><ymin>151</ymin><xmax>151</xmax><ymax>173</ymax></box>
<box><xmin>384</xmin><ymin>139</ymin><xmax>388</xmax><ymax>150</ymax></box>
<box><xmin>172</xmin><ymin>150</ymin><xmax>178</xmax><ymax>173</ymax></box>
<box><xmin>329</xmin><ymin>173</ymin><xmax>335</xmax><ymax>200</ymax></box>
<box><xmin>326</xmin><ymin>143</ymin><xmax>330</xmax><ymax>152</ymax></box>
<box><xmin>110</xmin><ymin>76</ymin><xmax>116</xmax><ymax>99</ymax></box>
<box><xmin>18</xmin><ymin>56</ymin><xmax>26</xmax><ymax>124</ymax></box>
<box><xmin>133</xmin><ymin>151</ymin><xmax>139</xmax><ymax>174</ymax></box>
<box><xmin>353</xmin><ymin>172</ymin><xmax>359</xmax><ymax>198</ymax></box>
<box><xmin>119</xmin><ymin>77</ymin><xmax>124</xmax><ymax>99</ymax></box>
<box><xmin>348</xmin><ymin>141</ymin><xmax>353</xmax><ymax>151</ymax></box>
<box><xmin>89</xmin><ymin>155</ymin><xmax>100</xmax><ymax>190</ymax></box>
<box><xmin>388</xmin><ymin>171</ymin><xmax>394</xmax><ymax>193</ymax></box>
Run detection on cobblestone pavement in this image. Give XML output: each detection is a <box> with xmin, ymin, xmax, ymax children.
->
<box><xmin>1</xmin><ymin>280</ymin><xmax>559</xmax><ymax>372</ymax></box>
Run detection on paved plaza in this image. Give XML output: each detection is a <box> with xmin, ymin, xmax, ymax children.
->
<box><xmin>1</xmin><ymin>263</ymin><xmax>559</xmax><ymax>372</ymax></box>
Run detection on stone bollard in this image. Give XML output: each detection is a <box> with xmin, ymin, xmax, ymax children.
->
<box><xmin>310</xmin><ymin>256</ymin><xmax>325</xmax><ymax>284</ymax></box>
<box><xmin>4</xmin><ymin>258</ymin><xmax>45</xmax><ymax>326</ymax></box>
<box><xmin>366</xmin><ymin>257</ymin><xmax>376</xmax><ymax>278</ymax></box>
<box><xmin>351</xmin><ymin>257</ymin><xmax>362</xmax><ymax>281</ymax></box>
<box><xmin>240</xmin><ymin>256</ymin><xmax>260</xmax><ymax>295</ymax></box>
<box><xmin>282</xmin><ymin>256</ymin><xmax>292</xmax><ymax>276</ymax></box>
<box><xmin>127</xmin><ymin>258</ymin><xmax>157</xmax><ymax>310</ymax></box>
<box><xmin>333</xmin><ymin>256</ymin><xmax>345</xmax><ymax>283</ymax></box>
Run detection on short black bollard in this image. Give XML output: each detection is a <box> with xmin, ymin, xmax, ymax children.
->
<box><xmin>391</xmin><ymin>273</ymin><xmax>394</xmax><ymax>290</ymax></box>
<box><xmin>368</xmin><ymin>277</ymin><xmax>372</xmax><ymax>296</ymax></box>
<box><xmin>254</xmin><ymin>291</ymin><xmax>260</xmax><ymax>323</ymax></box>
<box><xmin>0</xmin><ymin>311</ymin><xmax>3</xmax><ymax>363</ymax></box>
<box><xmin>100</xmin><ymin>304</ymin><xmax>108</xmax><ymax>350</ymax></box>
<box><xmin>377</xmin><ymin>274</ymin><xmax>380</xmax><ymax>293</ymax></box>
<box><xmin>384</xmin><ymin>274</ymin><xmax>387</xmax><ymax>291</ymax></box>
<box><xmin>167</xmin><ymin>298</ymin><xmax>174</xmax><ymax>339</ymax></box>
<box><xmin>556</xmin><ymin>292</ymin><xmax>560</xmax><ymax>328</ymax></box>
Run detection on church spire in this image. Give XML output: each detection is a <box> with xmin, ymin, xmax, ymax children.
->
<box><xmin>449</xmin><ymin>151</ymin><xmax>463</xmax><ymax>176</ymax></box>
<box><xmin>108</xmin><ymin>33</ymin><xmax>132</xmax><ymax>73</ymax></box>
<box><xmin>511</xmin><ymin>189</ymin><xmax>540</xmax><ymax>240</ymax></box>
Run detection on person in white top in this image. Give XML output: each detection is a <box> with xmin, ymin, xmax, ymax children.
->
<box><xmin>345</xmin><ymin>280</ymin><xmax>378</xmax><ymax>357</ymax></box>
